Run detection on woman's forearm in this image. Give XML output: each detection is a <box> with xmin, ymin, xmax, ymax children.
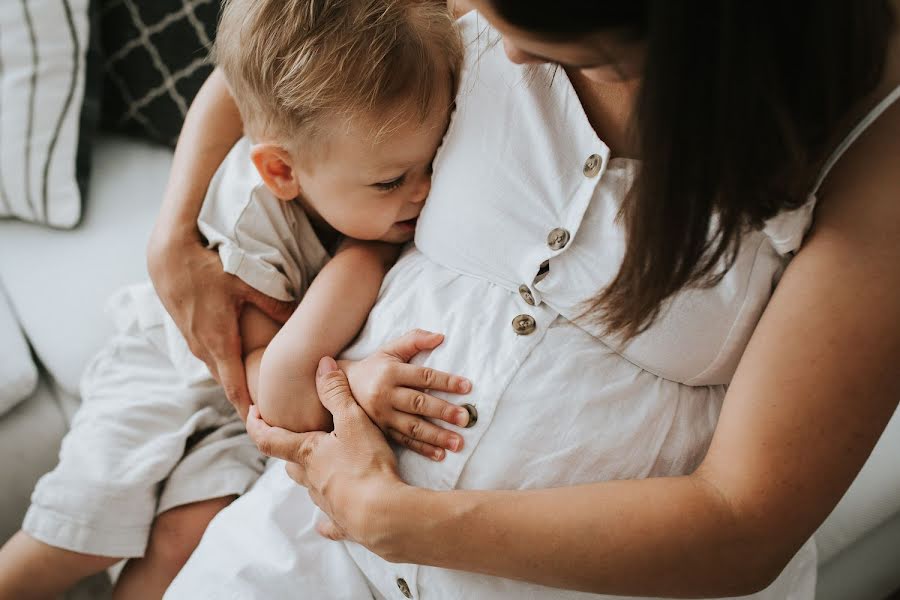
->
<box><xmin>379</xmin><ymin>475</ymin><xmax>784</xmax><ymax>598</ymax></box>
<box><xmin>149</xmin><ymin>67</ymin><xmax>243</xmax><ymax>249</ymax></box>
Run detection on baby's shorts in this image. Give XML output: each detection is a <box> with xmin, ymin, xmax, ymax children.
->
<box><xmin>22</xmin><ymin>284</ymin><xmax>266</xmax><ymax>558</ymax></box>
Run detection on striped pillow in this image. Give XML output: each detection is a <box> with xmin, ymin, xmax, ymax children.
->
<box><xmin>0</xmin><ymin>0</ymin><xmax>96</xmax><ymax>228</ymax></box>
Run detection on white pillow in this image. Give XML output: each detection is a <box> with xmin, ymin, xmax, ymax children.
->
<box><xmin>0</xmin><ymin>0</ymin><xmax>92</xmax><ymax>228</ymax></box>
<box><xmin>0</xmin><ymin>283</ymin><xmax>38</xmax><ymax>415</ymax></box>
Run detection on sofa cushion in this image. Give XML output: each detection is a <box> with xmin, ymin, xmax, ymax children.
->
<box><xmin>0</xmin><ymin>283</ymin><xmax>38</xmax><ymax>415</ymax></box>
<box><xmin>0</xmin><ymin>0</ymin><xmax>100</xmax><ymax>228</ymax></box>
<box><xmin>0</xmin><ymin>135</ymin><xmax>172</xmax><ymax>394</ymax></box>
<box><xmin>0</xmin><ymin>375</ymin><xmax>69</xmax><ymax>544</ymax></box>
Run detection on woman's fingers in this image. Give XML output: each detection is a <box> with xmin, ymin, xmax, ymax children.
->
<box><xmin>215</xmin><ymin>350</ymin><xmax>252</xmax><ymax>421</ymax></box>
<box><xmin>247</xmin><ymin>405</ymin><xmax>322</xmax><ymax>472</ymax></box>
<box><xmin>316</xmin><ymin>517</ymin><xmax>348</xmax><ymax>541</ymax></box>
<box><xmin>387</xmin><ymin>429</ymin><xmax>446</xmax><ymax>461</ymax></box>
<box><xmin>379</xmin><ymin>329</ymin><xmax>445</xmax><ymax>363</ymax></box>
<box><xmin>393</xmin><ymin>363</ymin><xmax>471</xmax><ymax>395</ymax></box>
<box><xmin>315</xmin><ymin>357</ymin><xmax>365</xmax><ymax>421</ymax></box>
<box><xmin>395</xmin><ymin>388</ymin><xmax>471</xmax><ymax>427</ymax></box>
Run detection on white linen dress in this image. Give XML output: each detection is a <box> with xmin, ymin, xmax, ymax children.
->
<box><xmin>166</xmin><ymin>13</ymin><xmax>900</xmax><ymax>600</ymax></box>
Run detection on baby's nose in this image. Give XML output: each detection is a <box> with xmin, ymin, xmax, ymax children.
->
<box><xmin>411</xmin><ymin>177</ymin><xmax>432</xmax><ymax>204</ymax></box>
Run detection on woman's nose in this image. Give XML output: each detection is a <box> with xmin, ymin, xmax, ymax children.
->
<box><xmin>502</xmin><ymin>38</ymin><xmax>543</xmax><ymax>65</ymax></box>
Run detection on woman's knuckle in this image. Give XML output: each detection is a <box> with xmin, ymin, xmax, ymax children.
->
<box><xmin>294</xmin><ymin>440</ymin><xmax>314</xmax><ymax>465</ymax></box>
<box><xmin>412</xmin><ymin>394</ymin><xmax>427</xmax><ymax>413</ymax></box>
<box><xmin>256</xmin><ymin>437</ymin><xmax>273</xmax><ymax>456</ymax></box>
<box><xmin>421</xmin><ymin>368</ymin><xmax>436</xmax><ymax>387</ymax></box>
<box><xmin>322</xmin><ymin>373</ymin><xmax>351</xmax><ymax>397</ymax></box>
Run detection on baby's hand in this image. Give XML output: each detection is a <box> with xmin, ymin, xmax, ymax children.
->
<box><xmin>340</xmin><ymin>329</ymin><xmax>472</xmax><ymax>461</ymax></box>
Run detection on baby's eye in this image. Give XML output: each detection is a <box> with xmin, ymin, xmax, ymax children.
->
<box><xmin>373</xmin><ymin>175</ymin><xmax>405</xmax><ymax>191</ymax></box>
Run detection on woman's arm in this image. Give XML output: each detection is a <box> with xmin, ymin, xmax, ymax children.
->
<box><xmin>147</xmin><ymin>67</ymin><xmax>294</xmax><ymax>419</ymax></box>
<box><xmin>250</xmin><ymin>240</ymin><xmax>398</xmax><ymax>432</ymax></box>
<box><xmin>251</xmin><ymin>104</ymin><xmax>900</xmax><ymax>597</ymax></box>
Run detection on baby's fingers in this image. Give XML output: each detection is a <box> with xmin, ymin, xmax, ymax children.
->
<box><xmin>390</xmin><ymin>413</ymin><xmax>464</xmax><ymax>456</ymax></box>
<box><xmin>394</xmin><ymin>363</ymin><xmax>471</xmax><ymax>395</ymax></box>
<box><xmin>388</xmin><ymin>428</ymin><xmax>448</xmax><ymax>462</ymax></box>
<box><xmin>395</xmin><ymin>388</ymin><xmax>471</xmax><ymax>427</ymax></box>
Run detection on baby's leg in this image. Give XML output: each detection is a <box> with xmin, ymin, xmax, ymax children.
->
<box><xmin>0</xmin><ymin>530</ymin><xmax>120</xmax><ymax>600</ymax></box>
<box><xmin>113</xmin><ymin>495</ymin><xmax>236</xmax><ymax>600</ymax></box>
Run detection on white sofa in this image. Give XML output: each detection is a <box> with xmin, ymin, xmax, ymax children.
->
<box><xmin>1</xmin><ymin>135</ymin><xmax>898</xmax><ymax>599</ymax></box>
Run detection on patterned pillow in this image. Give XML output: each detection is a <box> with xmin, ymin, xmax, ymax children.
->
<box><xmin>99</xmin><ymin>0</ymin><xmax>219</xmax><ymax>147</ymax></box>
<box><xmin>0</xmin><ymin>0</ymin><xmax>100</xmax><ymax>228</ymax></box>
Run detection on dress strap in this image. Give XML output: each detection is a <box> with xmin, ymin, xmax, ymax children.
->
<box><xmin>810</xmin><ymin>83</ymin><xmax>900</xmax><ymax>196</ymax></box>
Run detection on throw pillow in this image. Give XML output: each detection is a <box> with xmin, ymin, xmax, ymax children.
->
<box><xmin>0</xmin><ymin>0</ymin><xmax>99</xmax><ymax>228</ymax></box>
<box><xmin>0</xmin><ymin>283</ymin><xmax>38</xmax><ymax>416</ymax></box>
<box><xmin>99</xmin><ymin>0</ymin><xmax>219</xmax><ymax>147</ymax></box>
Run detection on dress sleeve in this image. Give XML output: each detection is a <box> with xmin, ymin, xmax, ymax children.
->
<box><xmin>197</xmin><ymin>138</ymin><xmax>330</xmax><ymax>302</ymax></box>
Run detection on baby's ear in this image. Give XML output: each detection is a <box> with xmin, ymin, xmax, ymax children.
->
<box><xmin>250</xmin><ymin>143</ymin><xmax>300</xmax><ymax>201</ymax></box>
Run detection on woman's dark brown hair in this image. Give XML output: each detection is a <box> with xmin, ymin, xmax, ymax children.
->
<box><xmin>489</xmin><ymin>1</ymin><xmax>895</xmax><ymax>339</ymax></box>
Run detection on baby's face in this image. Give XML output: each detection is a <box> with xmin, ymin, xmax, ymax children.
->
<box><xmin>295</xmin><ymin>101</ymin><xmax>452</xmax><ymax>244</ymax></box>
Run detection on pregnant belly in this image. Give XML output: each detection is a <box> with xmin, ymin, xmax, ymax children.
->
<box><xmin>342</xmin><ymin>248</ymin><xmax>725</xmax><ymax>492</ymax></box>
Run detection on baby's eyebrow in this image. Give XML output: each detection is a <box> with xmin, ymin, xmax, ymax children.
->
<box><xmin>364</xmin><ymin>160</ymin><xmax>416</xmax><ymax>177</ymax></box>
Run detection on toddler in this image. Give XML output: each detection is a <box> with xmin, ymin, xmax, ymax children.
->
<box><xmin>0</xmin><ymin>0</ymin><xmax>466</xmax><ymax>597</ymax></box>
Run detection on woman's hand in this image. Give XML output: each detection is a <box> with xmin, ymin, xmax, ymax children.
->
<box><xmin>148</xmin><ymin>232</ymin><xmax>295</xmax><ymax>420</ymax></box>
<box><xmin>341</xmin><ymin>329</ymin><xmax>472</xmax><ymax>461</ymax></box>
<box><xmin>247</xmin><ymin>356</ymin><xmax>408</xmax><ymax>547</ymax></box>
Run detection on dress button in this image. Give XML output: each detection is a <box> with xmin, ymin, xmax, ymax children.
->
<box><xmin>518</xmin><ymin>284</ymin><xmax>535</xmax><ymax>306</ymax></box>
<box><xmin>583</xmin><ymin>153</ymin><xmax>602</xmax><ymax>177</ymax></box>
<box><xmin>396</xmin><ymin>577</ymin><xmax>412</xmax><ymax>598</ymax></box>
<box><xmin>512</xmin><ymin>314</ymin><xmax>536</xmax><ymax>335</ymax></box>
<box><xmin>547</xmin><ymin>227</ymin><xmax>570</xmax><ymax>251</ymax></box>
<box><xmin>461</xmin><ymin>403</ymin><xmax>478</xmax><ymax>427</ymax></box>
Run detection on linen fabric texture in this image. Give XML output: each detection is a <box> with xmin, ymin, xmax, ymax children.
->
<box><xmin>22</xmin><ymin>139</ymin><xmax>329</xmax><ymax>558</ymax></box>
<box><xmin>166</xmin><ymin>13</ymin><xmax>867</xmax><ymax>599</ymax></box>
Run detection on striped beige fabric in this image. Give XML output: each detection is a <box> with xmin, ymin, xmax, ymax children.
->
<box><xmin>0</xmin><ymin>0</ymin><xmax>90</xmax><ymax>228</ymax></box>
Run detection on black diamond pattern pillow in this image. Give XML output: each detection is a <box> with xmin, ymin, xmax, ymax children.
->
<box><xmin>99</xmin><ymin>0</ymin><xmax>219</xmax><ymax>147</ymax></box>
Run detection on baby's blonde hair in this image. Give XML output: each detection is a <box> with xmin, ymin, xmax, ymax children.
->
<box><xmin>215</xmin><ymin>0</ymin><xmax>463</xmax><ymax>151</ymax></box>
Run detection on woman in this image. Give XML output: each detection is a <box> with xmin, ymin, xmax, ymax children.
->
<box><xmin>154</xmin><ymin>1</ymin><xmax>900</xmax><ymax>598</ymax></box>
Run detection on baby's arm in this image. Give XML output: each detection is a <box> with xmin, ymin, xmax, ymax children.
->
<box><xmin>242</xmin><ymin>240</ymin><xmax>399</xmax><ymax>432</ymax></box>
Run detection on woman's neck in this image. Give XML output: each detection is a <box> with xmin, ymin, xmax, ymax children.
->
<box><xmin>565</xmin><ymin>68</ymin><xmax>641</xmax><ymax>159</ymax></box>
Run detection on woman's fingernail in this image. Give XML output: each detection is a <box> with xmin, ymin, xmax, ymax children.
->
<box><xmin>317</xmin><ymin>356</ymin><xmax>338</xmax><ymax>376</ymax></box>
<box><xmin>433</xmin><ymin>448</ymin><xmax>445</xmax><ymax>461</ymax></box>
<box><xmin>449</xmin><ymin>437</ymin><xmax>461</xmax><ymax>451</ymax></box>
<box><xmin>455</xmin><ymin>411</ymin><xmax>469</xmax><ymax>427</ymax></box>
<box><xmin>458</xmin><ymin>379</ymin><xmax>471</xmax><ymax>393</ymax></box>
